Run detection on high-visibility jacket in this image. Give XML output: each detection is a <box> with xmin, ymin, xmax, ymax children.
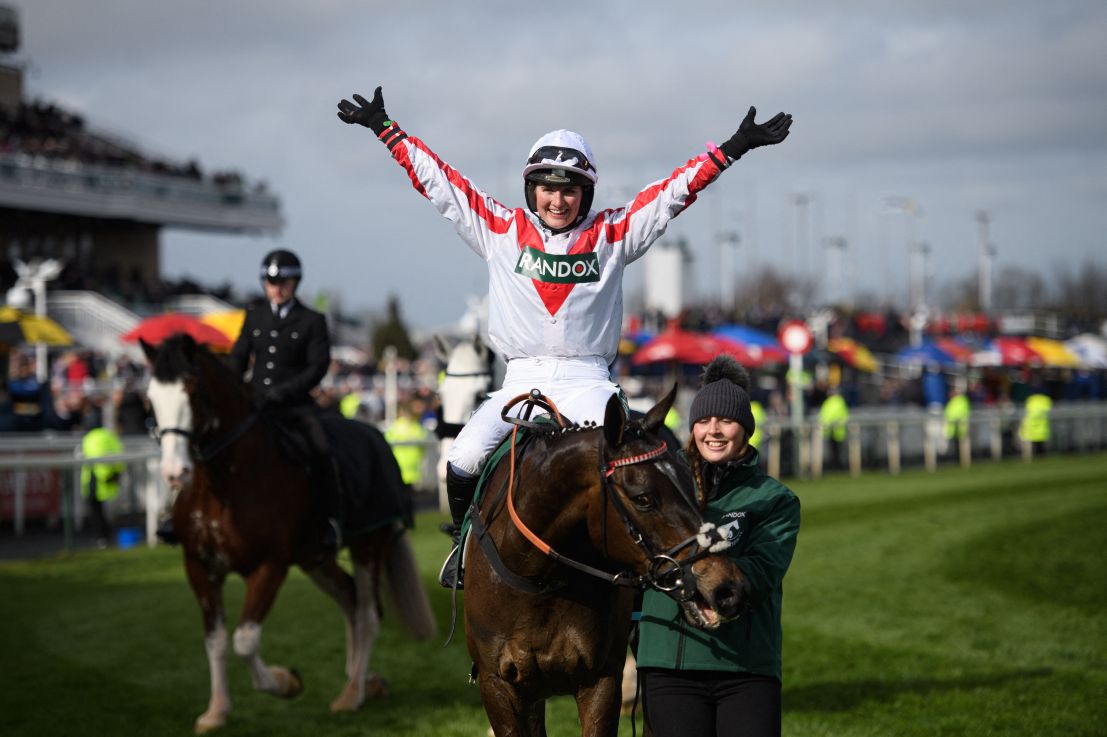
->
<box><xmin>80</xmin><ymin>428</ymin><xmax>125</xmax><ymax>502</ymax></box>
<box><xmin>1019</xmin><ymin>393</ymin><xmax>1052</xmax><ymax>443</ymax></box>
<box><xmin>819</xmin><ymin>395</ymin><xmax>849</xmax><ymax>442</ymax></box>
<box><xmin>384</xmin><ymin>415</ymin><xmax>429</xmax><ymax>486</ymax></box>
<box><xmin>944</xmin><ymin>394</ymin><xmax>971</xmax><ymax>439</ymax></box>
<box><xmin>750</xmin><ymin>400</ymin><xmax>766</xmax><ymax>448</ymax></box>
<box><xmin>339</xmin><ymin>392</ymin><xmax>361</xmax><ymax>419</ymax></box>
<box><xmin>664</xmin><ymin>406</ymin><xmax>681</xmax><ymax>433</ymax></box>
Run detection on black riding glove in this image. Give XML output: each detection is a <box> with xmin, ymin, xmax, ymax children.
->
<box><xmin>262</xmin><ymin>385</ymin><xmax>289</xmax><ymax>408</ymax></box>
<box><xmin>719</xmin><ymin>106</ymin><xmax>793</xmax><ymax>161</ymax></box>
<box><xmin>336</xmin><ymin>86</ymin><xmax>392</xmax><ymax>135</ymax></box>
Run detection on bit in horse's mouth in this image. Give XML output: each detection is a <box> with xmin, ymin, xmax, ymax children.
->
<box><xmin>682</xmin><ymin>593</ymin><xmax>723</xmax><ymax>630</ymax></box>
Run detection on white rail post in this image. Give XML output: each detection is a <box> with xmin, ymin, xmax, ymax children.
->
<box><xmin>848</xmin><ymin>422</ymin><xmax>862</xmax><ymax>477</ymax></box>
<box><xmin>811</xmin><ymin>423</ymin><xmax>824</xmax><ymax>479</ymax></box>
<box><xmin>887</xmin><ymin>421</ymin><xmax>901</xmax><ymax>475</ymax></box>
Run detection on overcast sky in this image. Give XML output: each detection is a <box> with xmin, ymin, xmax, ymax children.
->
<box><xmin>13</xmin><ymin>1</ymin><xmax>1107</xmax><ymax>330</ymax></box>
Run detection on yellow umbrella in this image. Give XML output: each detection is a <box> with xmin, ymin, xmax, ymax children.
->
<box><xmin>827</xmin><ymin>337</ymin><xmax>879</xmax><ymax>372</ymax></box>
<box><xmin>1026</xmin><ymin>336</ymin><xmax>1081</xmax><ymax>367</ymax></box>
<box><xmin>200</xmin><ymin>309</ymin><xmax>246</xmax><ymax>343</ymax></box>
<box><xmin>0</xmin><ymin>306</ymin><xmax>73</xmax><ymax>346</ymax></box>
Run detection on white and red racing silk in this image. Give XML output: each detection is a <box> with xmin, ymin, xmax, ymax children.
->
<box><xmin>376</xmin><ymin>124</ymin><xmax>730</xmax><ymax>364</ymax></box>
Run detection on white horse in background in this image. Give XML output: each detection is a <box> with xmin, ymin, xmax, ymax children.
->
<box><xmin>432</xmin><ymin>333</ymin><xmax>495</xmax><ymax>502</ymax></box>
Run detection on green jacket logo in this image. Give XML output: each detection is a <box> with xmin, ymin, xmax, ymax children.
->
<box><xmin>515</xmin><ymin>246</ymin><xmax>600</xmax><ymax>284</ymax></box>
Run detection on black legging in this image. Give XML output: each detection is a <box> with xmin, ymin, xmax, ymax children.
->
<box><xmin>641</xmin><ymin>668</ymin><xmax>781</xmax><ymax>737</ymax></box>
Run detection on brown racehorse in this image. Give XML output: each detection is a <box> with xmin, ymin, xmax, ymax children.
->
<box><xmin>462</xmin><ymin>387</ymin><xmax>748</xmax><ymax>737</ymax></box>
<box><xmin>141</xmin><ymin>335</ymin><xmax>435</xmax><ymax>733</ymax></box>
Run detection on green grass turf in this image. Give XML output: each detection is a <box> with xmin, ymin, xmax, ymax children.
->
<box><xmin>2</xmin><ymin>454</ymin><xmax>1104</xmax><ymax>736</ymax></box>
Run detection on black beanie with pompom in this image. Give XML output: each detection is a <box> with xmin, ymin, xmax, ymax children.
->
<box><xmin>688</xmin><ymin>355</ymin><xmax>755</xmax><ymax>436</ymax></box>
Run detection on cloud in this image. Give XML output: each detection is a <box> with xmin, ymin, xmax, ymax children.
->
<box><xmin>11</xmin><ymin>0</ymin><xmax>1107</xmax><ymax>327</ymax></box>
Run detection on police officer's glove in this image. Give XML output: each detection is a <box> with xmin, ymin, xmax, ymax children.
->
<box><xmin>719</xmin><ymin>107</ymin><xmax>793</xmax><ymax>160</ymax></box>
<box><xmin>262</xmin><ymin>386</ymin><xmax>289</xmax><ymax>408</ymax></box>
<box><xmin>337</xmin><ymin>86</ymin><xmax>391</xmax><ymax>135</ymax></box>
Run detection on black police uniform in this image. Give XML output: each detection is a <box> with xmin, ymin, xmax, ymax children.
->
<box><xmin>229</xmin><ymin>297</ymin><xmax>342</xmax><ymax>549</ymax></box>
<box><xmin>230</xmin><ymin>297</ymin><xmax>330</xmax><ymax>408</ymax></box>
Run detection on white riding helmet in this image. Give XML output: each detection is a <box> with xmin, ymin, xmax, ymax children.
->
<box><xmin>522</xmin><ymin>129</ymin><xmax>598</xmax><ymax>186</ymax></box>
<box><xmin>523</xmin><ymin>130</ymin><xmax>598</xmax><ymax>230</ymax></box>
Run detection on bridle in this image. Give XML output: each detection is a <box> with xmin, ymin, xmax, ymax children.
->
<box><xmin>470</xmin><ymin>390</ymin><xmax>731</xmax><ymax>601</ymax></box>
<box><xmin>148</xmin><ymin>393</ymin><xmax>260</xmax><ymax>464</ymax></box>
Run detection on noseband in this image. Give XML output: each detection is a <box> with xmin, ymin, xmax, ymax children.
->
<box><xmin>477</xmin><ymin>390</ymin><xmax>731</xmax><ymax>601</ymax></box>
<box><xmin>149</xmin><ymin>411</ymin><xmax>259</xmax><ymax>463</ymax></box>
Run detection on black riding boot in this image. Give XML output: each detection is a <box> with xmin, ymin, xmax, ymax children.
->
<box><xmin>155</xmin><ymin>514</ymin><xmax>178</xmax><ymax>545</ymax></box>
<box><xmin>313</xmin><ymin>456</ymin><xmax>344</xmax><ymax>554</ymax></box>
<box><xmin>438</xmin><ymin>464</ymin><xmax>479</xmax><ymax>589</ymax></box>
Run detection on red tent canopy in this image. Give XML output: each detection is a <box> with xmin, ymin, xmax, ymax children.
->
<box><xmin>122</xmin><ymin>312</ymin><xmax>234</xmax><ymax>352</ymax></box>
<box><xmin>632</xmin><ymin>328</ymin><xmax>768</xmax><ymax>368</ymax></box>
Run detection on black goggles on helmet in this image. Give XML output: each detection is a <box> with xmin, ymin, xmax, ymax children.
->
<box><xmin>527</xmin><ymin>146</ymin><xmax>595</xmax><ymax>176</ymax></box>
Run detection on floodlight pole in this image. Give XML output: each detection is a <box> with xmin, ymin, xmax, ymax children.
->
<box><xmin>17</xmin><ymin>258</ymin><xmax>64</xmax><ymax>382</ymax></box>
<box><xmin>717</xmin><ymin>230</ymin><xmax>740</xmax><ymax>313</ymax></box>
<box><xmin>976</xmin><ymin>210</ymin><xmax>994</xmax><ymax>313</ymax></box>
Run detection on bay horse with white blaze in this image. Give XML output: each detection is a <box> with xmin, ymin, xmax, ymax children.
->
<box><xmin>142</xmin><ymin>335</ymin><xmax>435</xmax><ymax>733</ymax></box>
<box><xmin>462</xmin><ymin>387</ymin><xmax>748</xmax><ymax>737</ymax></box>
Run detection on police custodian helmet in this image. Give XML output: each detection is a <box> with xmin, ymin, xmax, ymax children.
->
<box><xmin>259</xmin><ymin>249</ymin><xmax>303</xmax><ymax>283</ymax></box>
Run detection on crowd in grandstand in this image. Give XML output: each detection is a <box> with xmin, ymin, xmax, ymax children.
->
<box><xmin>0</xmin><ymin>98</ymin><xmax>252</xmax><ymax>189</ymax></box>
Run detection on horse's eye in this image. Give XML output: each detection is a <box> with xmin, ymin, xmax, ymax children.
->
<box><xmin>630</xmin><ymin>493</ymin><xmax>655</xmax><ymax>511</ymax></box>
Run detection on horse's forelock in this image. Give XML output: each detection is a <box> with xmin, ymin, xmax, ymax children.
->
<box><xmin>151</xmin><ymin>336</ymin><xmax>196</xmax><ymax>383</ymax></box>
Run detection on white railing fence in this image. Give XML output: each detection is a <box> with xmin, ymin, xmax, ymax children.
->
<box><xmin>4</xmin><ymin>402</ymin><xmax>1106</xmax><ymax>551</ymax></box>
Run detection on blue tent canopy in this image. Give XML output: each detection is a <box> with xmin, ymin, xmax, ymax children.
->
<box><xmin>896</xmin><ymin>340</ymin><xmax>957</xmax><ymax>366</ymax></box>
<box><xmin>713</xmin><ymin>324</ymin><xmax>781</xmax><ymax>348</ymax></box>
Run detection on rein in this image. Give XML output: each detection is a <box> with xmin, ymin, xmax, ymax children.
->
<box><xmin>479</xmin><ymin>390</ymin><xmax>730</xmax><ymax>600</ymax></box>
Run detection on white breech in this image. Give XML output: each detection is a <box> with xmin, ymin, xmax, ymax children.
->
<box><xmin>446</xmin><ymin>356</ymin><xmax>618</xmax><ymax>477</ymax></box>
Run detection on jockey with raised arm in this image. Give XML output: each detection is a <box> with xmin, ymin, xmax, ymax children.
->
<box><xmin>337</xmin><ymin>86</ymin><xmax>792</xmax><ymax>588</ymax></box>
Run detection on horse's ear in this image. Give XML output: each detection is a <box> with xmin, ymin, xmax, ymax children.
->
<box><xmin>180</xmin><ymin>333</ymin><xmax>198</xmax><ymax>359</ymax></box>
<box><xmin>641</xmin><ymin>383</ymin><xmax>678</xmax><ymax>434</ymax></box>
<box><xmin>603</xmin><ymin>393</ymin><xmax>625</xmax><ymax>447</ymax></box>
<box><xmin>433</xmin><ymin>335</ymin><xmax>450</xmax><ymax>363</ymax></box>
<box><xmin>473</xmin><ymin>332</ymin><xmax>489</xmax><ymax>362</ymax></box>
<box><xmin>139</xmin><ymin>338</ymin><xmax>158</xmax><ymax>364</ymax></box>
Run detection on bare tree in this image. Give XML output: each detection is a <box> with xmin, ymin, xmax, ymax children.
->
<box><xmin>1051</xmin><ymin>259</ymin><xmax>1107</xmax><ymax>329</ymax></box>
<box><xmin>991</xmin><ymin>265</ymin><xmax>1048</xmax><ymax>311</ymax></box>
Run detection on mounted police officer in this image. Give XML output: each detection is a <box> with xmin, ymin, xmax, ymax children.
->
<box><xmin>159</xmin><ymin>249</ymin><xmax>341</xmax><ymax>551</ymax></box>
<box><xmin>236</xmin><ymin>249</ymin><xmax>341</xmax><ymax>551</ymax></box>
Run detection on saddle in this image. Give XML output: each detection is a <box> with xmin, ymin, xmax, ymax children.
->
<box><xmin>267</xmin><ymin>410</ymin><xmax>412</xmax><ymax>534</ymax></box>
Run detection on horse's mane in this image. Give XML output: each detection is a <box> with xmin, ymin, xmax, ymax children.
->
<box><xmin>152</xmin><ymin>335</ymin><xmax>250</xmax><ymax>402</ymax></box>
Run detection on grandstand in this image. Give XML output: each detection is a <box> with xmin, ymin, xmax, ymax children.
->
<box><xmin>0</xmin><ymin>4</ymin><xmax>282</xmax><ymax>355</ymax></box>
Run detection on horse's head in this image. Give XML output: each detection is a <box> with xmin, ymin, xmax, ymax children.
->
<box><xmin>435</xmin><ymin>333</ymin><xmax>493</xmax><ymax>429</ymax></box>
<box><xmin>590</xmin><ymin>386</ymin><xmax>748</xmax><ymax>629</ymax></box>
<box><xmin>141</xmin><ymin>334</ymin><xmax>245</xmax><ymax>492</ymax></box>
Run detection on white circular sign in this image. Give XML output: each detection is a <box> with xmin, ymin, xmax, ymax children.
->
<box><xmin>779</xmin><ymin>322</ymin><xmax>813</xmax><ymax>354</ymax></box>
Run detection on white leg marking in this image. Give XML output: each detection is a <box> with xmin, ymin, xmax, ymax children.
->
<box><xmin>197</xmin><ymin>620</ymin><xmax>231</xmax><ymax>730</ymax></box>
<box><xmin>351</xmin><ymin>562</ymin><xmax>380</xmax><ymax>685</ymax></box>
<box><xmin>234</xmin><ymin>621</ymin><xmax>279</xmax><ymax>693</ymax></box>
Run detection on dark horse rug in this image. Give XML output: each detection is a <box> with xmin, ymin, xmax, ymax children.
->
<box><xmin>271</xmin><ymin>410</ymin><xmax>412</xmax><ymax>535</ymax></box>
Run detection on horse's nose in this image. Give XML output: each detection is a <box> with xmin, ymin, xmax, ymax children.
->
<box><xmin>712</xmin><ymin>579</ymin><xmax>749</xmax><ymax>620</ymax></box>
<box><xmin>164</xmin><ymin>465</ymin><xmax>192</xmax><ymax>490</ymax></box>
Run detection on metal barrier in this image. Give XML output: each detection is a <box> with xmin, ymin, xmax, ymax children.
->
<box><xmin>0</xmin><ymin>434</ymin><xmax>163</xmax><ymax>547</ymax></box>
<box><xmin>760</xmin><ymin>401</ymin><xmax>1107</xmax><ymax>479</ymax></box>
<box><xmin>4</xmin><ymin>401</ymin><xmax>1105</xmax><ymax>549</ymax></box>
